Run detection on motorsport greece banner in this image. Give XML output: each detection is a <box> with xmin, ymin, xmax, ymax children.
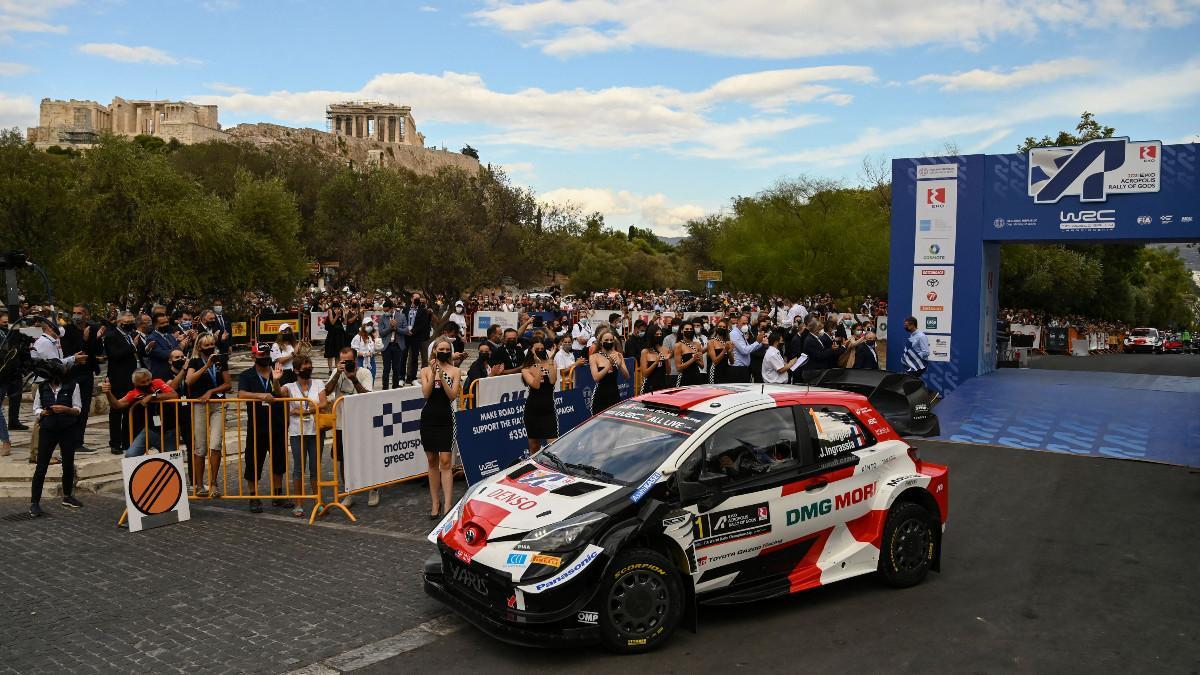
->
<box><xmin>340</xmin><ymin>387</ymin><xmax>430</xmax><ymax>492</ymax></box>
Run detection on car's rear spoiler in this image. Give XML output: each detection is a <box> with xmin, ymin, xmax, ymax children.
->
<box><xmin>801</xmin><ymin>368</ymin><xmax>941</xmax><ymax>438</ymax></box>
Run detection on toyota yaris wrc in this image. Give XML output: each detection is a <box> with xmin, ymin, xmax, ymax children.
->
<box><xmin>424</xmin><ymin>383</ymin><xmax>949</xmax><ymax>654</ymax></box>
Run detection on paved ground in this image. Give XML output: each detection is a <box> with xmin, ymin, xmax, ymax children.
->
<box><xmin>1030</xmin><ymin>352</ymin><xmax>1200</xmax><ymax>377</ymax></box>
<box><xmin>2</xmin><ymin>440</ymin><xmax>1197</xmax><ymax>673</ymax></box>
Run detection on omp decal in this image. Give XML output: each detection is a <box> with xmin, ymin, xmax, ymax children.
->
<box><xmin>693</xmin><ymin>503</ymin><xmax>771</xmax><ymax>549</ymax></box>
<box><xmin>518</xmin><ymin>545</ymin><xmax>604</xmax><ymax>593</ymax></box>
<box><xmin>578</xmin><ymin>611</ymin><xmax>598</xmax><ymax>625</ymax></box>
<box><xmin>630</xmin><ymin>471</ymin><xmax>662</xmax><ymax>503</ymax></box>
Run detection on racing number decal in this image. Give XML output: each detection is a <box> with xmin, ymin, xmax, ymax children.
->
<box><xmin>693</xmin><ymin>503</ymin><xmax>771</xmax><ymax>549</ymax></box>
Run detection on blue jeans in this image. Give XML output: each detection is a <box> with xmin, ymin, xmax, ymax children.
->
<box><xmin>0</xmin><ymin>404</ymin><xmax>8</xmax><ymax>444</ymax></box>
<box><xmin>289</xmin><ymin>434</ymin><xmax>319</xmax><ymax>482</ymax></box>
<box><xmin>126</xmin><ymin>427</ymin><xmax>180</xmax><ymax>457</ymax></box>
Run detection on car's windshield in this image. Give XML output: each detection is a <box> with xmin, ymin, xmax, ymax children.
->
<box><xmin>540</xmin><ymin>402</ymin><xmax>713</xmax><ymax>485</ymax></box>
<box><xmin>1131</xmin><ymin>328</ymin><xmax>1155</xmax><ymax>337</ymax></box>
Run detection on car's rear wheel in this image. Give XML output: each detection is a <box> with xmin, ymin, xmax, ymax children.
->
<box><xmin>598</xmin><ymin>547</ymin><xmax>683</xmax><ymax>654</ymax></box>
<box><xmin>878</xmin><ymin>501</ymin><xmax>937</xmax><ymax>588</ymax></box>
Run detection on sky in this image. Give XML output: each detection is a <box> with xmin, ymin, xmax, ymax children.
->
<box><xmin>3</xmin><ymin>0</ymin><xmax>1200</xmax><ymax>236</ymax></box>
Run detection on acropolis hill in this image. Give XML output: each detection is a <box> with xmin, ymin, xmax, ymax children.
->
<box><xmin>26</xmin><ymin>97</ymin><xmax>480</xmax><ymax>176</ymax></box>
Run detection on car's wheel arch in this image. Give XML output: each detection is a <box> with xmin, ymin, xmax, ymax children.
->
<box><xmin>888</xmin><ymin>487</ymin><xmax>942</xmax><ymax>572</ymax></box>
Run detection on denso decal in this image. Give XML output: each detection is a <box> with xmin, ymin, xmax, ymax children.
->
<box><xmin>693</xmin><ymin>503</ymin><xmax>771</xmax><ymax>549</ymax></box>
<box><xmin>519</xmin><ymin>545</ymin><xmax>604</xmax><ymax>593</ymax></box>
<box><xmin>786</xmin><ymin>483</ymin><xmax>875</xmax><ymax>525</ymax></box>
<box><xmin>483</xmin><ymin>487</ymin><xmax>539</xmax><ymax>511</ymax></box>
<box><xmin>629</xmin><ymin>471</ymin><xmax>662</xmax><ymax>503</ymax></box>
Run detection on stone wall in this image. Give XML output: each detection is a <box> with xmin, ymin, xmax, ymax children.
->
<box><xmin>225</xmin><ymin>122</ymin><xmax>481</xmax><ymax>176</ymax></box>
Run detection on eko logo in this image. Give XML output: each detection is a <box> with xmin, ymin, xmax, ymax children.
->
<box><xmin>1028</xmin><ymin>137</ymin><xmax>1161</xmax><ymax>204</ymax></box>
<box><xmin>926</xmin><ymin>187</ymin><xmax>946</xmax><ymax>205</ymax></box>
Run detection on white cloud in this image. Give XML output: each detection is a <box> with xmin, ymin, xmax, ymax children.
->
<box><xmin>0</xmin><ymin>62</ymin><xmax>32</xmax><ymax>76</ymax></box>
<box><xmin>913</xmin><ymin>58</ymin><xmax>1099</xmax><ymax>91</ymax></box>
<box><xmin>965</xmin><ymin>128</ymin><xmax>1012</xmax><ymax>154</ymax></box>
<box><xmin>474</xmin><ymin>0</ymin><xmax>1200</xmax><ymax>58</ymax></box>
<box><xmin>419</xmin><ymin>5</ymin><xmax>439</xmax><ymax>11</ymax></box>
<box><xmin>539</xmin><ymin>187</ymin><xmax>707</xmax><ymax>236</ymax></box>
<box><xmin>78</xmin><ymin>43</ymin><xmax>180</xmax><ymax>65</ymax></box>
<box><xmin>205</xmin><ymin>82</ymin><xmax>248</xmax><ymax>94</ymax></box>
<box><xmin>759</xmin><ymin>58</ymin><xmax>1200</xmax><ymax>168</ymax></box>
<box><xmin>195</xmin><ymin>66</ymin><xmax>867</xmax><ymax>158</ymax></box>
<box><xmin>496</xmin><ymin>161</ymin><xmax>535</xmax><ymax>179</ymax></box>
<box><xmin>0</xmin><ymin>92</ymin><xmax>36</xmax><ymax>132</ymax></box>
<box><xmin>202</xmin><ymin>0</ymin><xmax>240</xmax><ymax>10</ymax></box>
<box><xmin>0</xmin><ymin>0</ymin><xmax>73</xmax><ymax>35</ymax></box>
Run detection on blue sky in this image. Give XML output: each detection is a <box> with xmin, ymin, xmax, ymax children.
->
<box><xmin>3</xmin><ymin>0</ymin><xmax>1200</xmax><ymax>235</ymax></box>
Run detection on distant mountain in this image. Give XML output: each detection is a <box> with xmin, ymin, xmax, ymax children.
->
<box><xmin>659</xmin><ymin>236</ymin><xmax>684</xmax><ymax>247</ymax></box>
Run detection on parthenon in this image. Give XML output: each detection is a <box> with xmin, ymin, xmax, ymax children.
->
<box><xmin>326</xmin><ymin>101</ymin><xmax>424</xmax><ymax>146</ymax></box>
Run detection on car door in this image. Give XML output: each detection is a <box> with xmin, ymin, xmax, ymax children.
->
<box><xmin>686</xmin><ymin>405</ymin><xmax>808</xmax><ymax>596</ymax></box>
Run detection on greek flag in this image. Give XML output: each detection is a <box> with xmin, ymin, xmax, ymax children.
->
<box><xmin>902</xmin><ymin>344</ymin><xmax>927</xmax><ymax>374</ymax></box>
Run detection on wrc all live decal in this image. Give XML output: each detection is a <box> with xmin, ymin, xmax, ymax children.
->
<box><xmin>693</xmin><ymin>502</ymin><xmax>771</xmax><ymax>549</ymax></box>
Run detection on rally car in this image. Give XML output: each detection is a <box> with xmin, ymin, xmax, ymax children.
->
<box><xmin>1124</xmin><ymin>328</ymin><xmax>1163</xmax><ymax>353</ymax></box>
<box><xmin>424</xmin><ymin>383</ymin><xmax>948</xmax><ymax>654</ymax></box>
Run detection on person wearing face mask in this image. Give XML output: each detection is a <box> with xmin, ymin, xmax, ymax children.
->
<box><xmin>588</xmin><ymin>328</ymin><xmax>629</xmax><ymax>415</ymax></box>
<box><xmin>271</xmin><ymin>324</ymin><xmax>299</xmax><ymax>385</ymax></box>
<box><xmin>554</xmin><ymin>335</ymin><xmax>581</xmax><ymax>378</ymax></box>
<box><xmin>464</xmin><ymin>341</ymin><xmax>493</xmax><ymax>393</ymax></box>
<box><xmin>185</xmin><ymin>335</ymin><xmax>231</xmax><ymax>497</ymax></box>
<box><xmin>104</xmin><ymin>311</ymin><xmax>141</xmax><ymax>454</ymax></box>
<box><xmin>727</xmin><ymin>313</ymin><xmax>758</xmax><ymax>384</ymax></box>
<box><xmin>673</xmin><ymin>323</ymin><xmax>706</xmax><ymax>386</ymax></box>
<box><xmin>198</xmin><ymin>308</ymin><xmax>230</xmax><ymax>355</ymax></box>
<box><xmin>853</xmin><ymin>324</ymin><xmax>880</xmax><ymax>370</ymax></box>
<box><xmin>800</xmin><ymin>315</ymin><xmax>845</xmax><ymax>375</ymax></box>
<box><xmin>282</xmin><ymin>355</ymin><xmax>327</xmax><ymax>518</ymax></box>
<box><xmin>496</xmin><ymin>328</ymin><xmax>524</xmax><ymax>375</ymax></box>
<box><xmin>58</xmin><ymin>303</ymin><xmax>103</xmax><ymax>454</ymax></box>
<box><xmin>420</xmin><ymin>337</ymin><xmax>462</xmax><ymax>519</ymax></box>
<box><xmin>404</xmin><ymin>294</ymin><xmax>433</xmax><ymax>386</ymax></box>
<box><xmin>29</xmin><ymin>367</ymin><xmax>83</xmax><ymax>517</ymax></box>
<box><xmin>640</xmin><ymin>327</ymin><xmax>670</xmax><ymax>394</ymax></box>
<box><xmin>350</xmin><ymin>318</ymin><xmax>381</xmax><ymax>386</ymax></box>
<box><xmin>145</xmin><ymin>312</ymin><xmax>182</xmax><ymax>381</ymax></box>
<box><xmin>624</xmin><ymin>319</ymin><xmax>647</xmax><ymax>364</ymax></box>
<box><xmin>707</xmin><ymin>323</ymin><xmax>732</xmax><ymax>384</ymax></box>
<box><xmin>237</xmin><ymin>343</ymin><xmax>291</xmax><ymax>513</ymax></box>
<box><xmin>102</xmin><ymin>368</ymin><xmax>180</xmax><ymax>458</ymax></box>
<box><xmin>521</xmin><ymin>337</ymin><xmax>559</xmax><ymax>455</ymax></box>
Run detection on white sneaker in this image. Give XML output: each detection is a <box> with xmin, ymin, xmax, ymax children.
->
<box><xmin>340</xmin><ymin>494</ymin><xmax>354</xmax><ymax>508</ymax></box>
<box><xmin>368</xmin><ymin>489</ymin><xmax>380</xmax><ymax>507</ymax></box>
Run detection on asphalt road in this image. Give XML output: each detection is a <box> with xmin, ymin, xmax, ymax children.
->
<box><xmin>1030</xmin><ymin>352</ymin><xmax>1200</xmax><ymax>377</ymax></box>
<box><xmin>366</xmin><ymin>440</ymin><xmax>1200</xmax><ymax>674</ymax></box>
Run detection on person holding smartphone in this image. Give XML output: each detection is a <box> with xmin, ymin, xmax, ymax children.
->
<box><xmin>282</xmin><ymin>355</ymin><xmax>326</xmax><ymax>518</ymax></box>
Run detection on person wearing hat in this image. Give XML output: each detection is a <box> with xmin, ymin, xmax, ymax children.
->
<box><xmin>448</xmin><ymin>301</ymin><xmax>467</xmax><ymax>337</ymax></box>
<box><xmin>350</xmin><ymin>318</ymin><xmax>382</xmax><ymax>386</ymax></box>
<box><xmin>270</xmin><ymin>323</ymin><xmax>298</xmax><ymax>385</ymax></box>
<box><xmin>236</xmin><ymin>343</ymin><xmax>291</xmax><ymax>513</ymax></box>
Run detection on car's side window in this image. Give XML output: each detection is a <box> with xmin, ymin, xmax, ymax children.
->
<box><xmin>804</xmin><ymin>406</ymin><xmax>875</xmax><ymax>461</ymax></box>
<box><xmin>702</xmin><ymin>407</ymin><xmax>799</xmax><ymax>480</ymax></box>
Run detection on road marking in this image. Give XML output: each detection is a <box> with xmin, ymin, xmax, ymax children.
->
<box><xmin>287</xmin><ymin>615</ymin><xmax>463</xmax><ymax>673</ymax></box>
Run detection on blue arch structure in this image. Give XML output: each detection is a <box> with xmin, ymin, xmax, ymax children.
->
<box><xmin>887</xmin><ymin>139</ymin><xmax>1199</xmax><ymax>395</ymax></box>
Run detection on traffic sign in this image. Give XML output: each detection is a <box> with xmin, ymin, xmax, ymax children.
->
<box><xmin>697</xmin><ymin>270</ymin><xmax>723</xmax><ymax>282</ymax></box>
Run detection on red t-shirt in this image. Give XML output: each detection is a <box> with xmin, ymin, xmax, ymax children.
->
<box><xmin>120</xmin><ymin>379</ymin><xmax>175</xmax><ymax>404</ymax></box>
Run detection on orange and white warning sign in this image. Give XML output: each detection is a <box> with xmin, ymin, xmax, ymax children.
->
<box><xmin>121</xmin><ymin>453</ymin><xmax>191</xmax><ymax>532</ymax></box>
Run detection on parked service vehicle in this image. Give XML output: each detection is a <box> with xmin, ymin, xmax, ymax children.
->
<box><xmin>1161</xmin><ymin>335</ymin><xmax>1184</xmax><ymax>354</ymax></box>
<box><xmin>424</xmin><ymin>382</ymin><xmax>948</xmax><ymax>653</ymax></box>
<box><xmin>1124</xmin><ymin>328</ymin><xmax>1164</xmax><ymax>353</ymax></box>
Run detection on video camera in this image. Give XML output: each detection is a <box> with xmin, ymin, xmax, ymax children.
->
<box><xmin>0</xmin><ymin>250</ymin><xmax>65</xmax><ymax>385</ymax></box>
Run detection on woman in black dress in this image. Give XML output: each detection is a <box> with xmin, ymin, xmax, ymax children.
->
<box><xmin>322</xmin><ymin>305</ymin><xmax>346</xmax><ymax>371</ymax></box>
<box><xmin>588</xmin><ymin>328</ymin><xmax>628</xmax><ymax>415</ymax></box>
<box><xmin>708</xmin><ymin>324</ymin><xmax>732</xmax><ymax>384</ymax></box>
<box><xmin>640</xmin><ymin>327</ymin><xmax>670</xmax><ymax>394</ymax></box>
<box><xmin>420</xmin><ymin>337</ymin><xmax>461</xmax><ymax>519</ymax></box>
<box><xmin>674</xmin><ymin>324</ymin><xmax>706</xmax><ymax>386</ymax></box>
<box><xmin>521</xmin><ymin>336</ymin><xmax>559</xmax><ymax>455</ymax></box>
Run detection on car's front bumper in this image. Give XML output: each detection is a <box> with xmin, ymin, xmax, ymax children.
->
<box><xmin>422</xmin><ymin>555</ymin><xmax>601</xmax><ymax>648</ymax></box>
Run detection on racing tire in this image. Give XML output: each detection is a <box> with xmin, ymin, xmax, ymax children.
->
<box><xmin>598</xmin><ymin>547</ymin><xmax>684</xmax><ymax>654</ymax></box>
<box><xmin>878</xmin><ymin>501</ymin><xmax>937</xmax><ymax>588</ymax></box>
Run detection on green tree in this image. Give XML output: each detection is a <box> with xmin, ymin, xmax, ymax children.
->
<box><xmin>1019</xmin><ymin>111</ymin><xmax>1115</xmax><ymax>152</ymax></box>
<box><xmin>460</xmin><ymin>144</ymin><xmax>479</xmax><ymax>159</ymax></box>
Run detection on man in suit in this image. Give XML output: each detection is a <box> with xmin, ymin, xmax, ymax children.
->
<box><xmin>854</xmin><ymin>326</ymin><xmax>880</xmax><ymax>369</ymax></box>
<box><xmin>104</xmin><ymin>311</ymin><xmax>140</xmax><ymax>454</ymax></box>
<box><xmin>61</xmin><ymin>303</ymin><xmax>104</xmax><ymax>453</ymax></box>
<box><xmin>377</xmin><ymin>299</ymin><xmax>409</xmax><ymax>389</ymax></box>
<box><xmin>144</xmin><ymin>312</ymin><xmax>181</xmax><ymax>381</ymax></box>
<box><xmin>202</xmin><ymin>300</ymin><xmax>232</xmax><ymax>354</ymax></box>
<box><xmin>403</xmin><ymin>293</ymin><xmax>432</xmax><ymax>385</ymax></box>
<box><xmin>800</xmin><ymin>315</ymin><xmax>844</xmax><ymax>375</ymax></box>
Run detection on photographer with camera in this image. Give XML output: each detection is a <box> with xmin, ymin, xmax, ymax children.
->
<box><xmin>29</xmin><ymin>366</ymin><xmax>83</xmax><ymax>517</ymax></box>
<box><xmin>324</xmin><ymin>346</ymin><xmax>374</xmax><ymax>508</ymax></box>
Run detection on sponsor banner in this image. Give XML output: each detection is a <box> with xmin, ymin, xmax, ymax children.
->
<box><xmin>456</xmin><ymin>389</ymin><xmax>591</xmax><ymax>485</ymax></box>
<box><xmin>341</xmin><ymin>387</ymin><xmax>429</xmax><ymax>492</ymax></box>
<box><xmin>875</xmin><ymin>316</ymin><xmax>888</xmax><ymax>337</ymax></box>
<box><xmin>916</xmin><ymin>163</ymin><xmax>958</xmax><ymax>180</ymax></box>
<box><xmin>600</xmin><ymin>400</ymin><xmax>714</xmax><ymax>435</ymax></box>
<box><xmin>1010</xmin><ymin>323</ymin><xmax>1041</xmax><ymax>349</ymax></box>
<box><xmin>472</xmin><ymin>311</ymin><xmax>519</xmax><ymax>339</ymax></box>
<box><xmin>1028</xmin><ymin>138</ymin><xmax>1160</xmax><ymax>204</ymax></box>
<box><xmin>914</xmin><ymin>178</ymin><xmax>957</xmax><ymax>265</ymax></box>
<box><xmin>475</xmin><ymin>372</ymin><xmax>563</xmax><ymax>408</ymax></box>
<box><xmin>911</xmin><ymin>266</ymin><xmax>954</xmax><ymax>334</ymax></box>
<box><xmin>682</xmin><ymin>312</ymin><xmax>723</xmax><ymax>325</ymax></box>
<box><xmin>929</xmin><ymin>335</ymin><xmax>952</xmax><ymax>362</ymax></box>
<box><xmin>587</xmin><ymin>310</ymin><xmax>626</xmax><ymax>335</ymax></box>
<box><xmin>571</xmin><ymin>357</ymin><xmax>636</xmax><ymax>413</ymax></box>
<box><xmin>122</xmin><ymin>452</ymin><xmax>191</xmax><ymax>533</ymax></box>
<box><xmin>257</xmin><ymin>315</ymin><xmax>301</xmax><ymax>337</ymax></box>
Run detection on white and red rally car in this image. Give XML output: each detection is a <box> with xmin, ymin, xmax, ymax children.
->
<box><xmin>1124</xmin><ymin>328</ymin><xmax>1163</xmax><ymax>353</ymax></box>
<box><xmin>424</xmin><ymin>383</ymin><xmax>948</xmax><ymax>653</ymax></box>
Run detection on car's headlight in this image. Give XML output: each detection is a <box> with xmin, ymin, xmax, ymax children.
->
<box><xmin>514</xmin><ymin>512</ymin><xmax>607</xmax><ymax>552</ymax></box>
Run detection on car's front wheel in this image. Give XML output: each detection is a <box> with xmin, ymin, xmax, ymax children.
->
<box><xmin>878</xmin><ymin>501</ymin><xmax>938</xmax><ymax>588</ymax></box>
<box><xmin>598</xmin><ymin>547</ymin><xmax>683</xmax><ymax>654</ymax></box>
